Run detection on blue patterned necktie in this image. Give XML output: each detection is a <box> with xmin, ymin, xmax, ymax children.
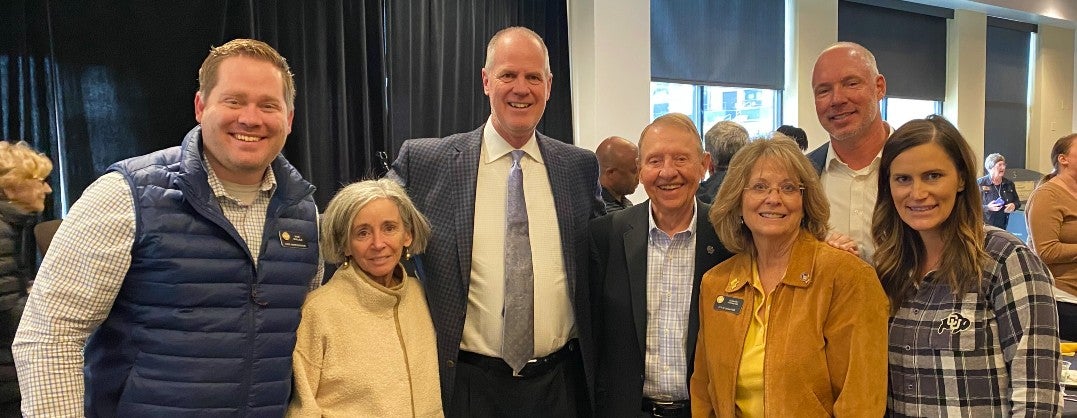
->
<box><xmin>503</xmin><ymin>149</ymin><xmax>534</xmax><ymax>374</ymax></box>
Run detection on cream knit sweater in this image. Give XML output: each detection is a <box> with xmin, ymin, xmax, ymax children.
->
<box><xmin>287</xmin><ymin>263</ymin><xmax>443</xmax><ymax>417</ymax></box>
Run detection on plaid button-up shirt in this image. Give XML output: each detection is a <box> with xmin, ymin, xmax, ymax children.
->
<box><xmin>642</xmin><ymin>202</ymin><xmax>697</xmax><ymax>401</ymax></box>
<box><xmin>887</xmin><ymin>228</ymin><xmax>1060</xmax><ymax>417</ymax></box>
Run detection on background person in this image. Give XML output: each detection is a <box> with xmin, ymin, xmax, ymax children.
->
<box><xmin>596</xmin><ymin>136</ymin><xmax>639</xmax><ymax>212</ymax></box>
<box><xmin>977</xmin><ymin>153</ymin><xmax>1020</xmax><ymax>229</ymax></box>
<box><xmin>1027</xmin><ymin>133</ymin><xmax>1077</xmax><ymax>342</ymax></box>
<box><xmin>13</xmin><ymin>39</ymin><xmax>323</xmax><ymax>416</ymax></box>
<box><xmin>776</xmin><ymin>124</ymin><xmax>808</xmax><ymax>152</ymax></box>
<box><xmin>697</xmin><ymin>120</ymin><xmax>748</xmax><ymax>204</ymax></box>
<box><xmin>0</xmin><ymin>141</ymin><xmax>51</xmax><ymax>416</ymax></box>
<box><xmin>874</xmin><ymin>115</ymin><xmax>1059</xmax><ymax>416</ymax></box>
<box><xmin>692</xmin><ymin>136</ymin><xmax>888</xmax><ymax>417</ymax></box>
<box><xmin>288</xmin><ymin>179</ymin><xmax>440</xmax><ymax>417</ymax></box>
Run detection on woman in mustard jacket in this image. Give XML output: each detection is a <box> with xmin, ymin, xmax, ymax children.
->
<box><xmin>691</xmin><ymin>136</ymin><xmax>889</xmax><ymax>417</ymax></box>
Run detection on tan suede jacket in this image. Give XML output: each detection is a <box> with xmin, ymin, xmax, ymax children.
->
<box><xmin>691</xmin><ymin>231</ymin><xmax>889</xmax><ymax>418</ymax></box>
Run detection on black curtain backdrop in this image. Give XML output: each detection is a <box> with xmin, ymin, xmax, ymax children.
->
<box><xmin>984</xmin><ymin>20</ymin><xmax>1032</xmax><ymax>169</ymax></box>
<box><xmin>2</xmin><ymin>0</ymin><xmax>571</xmax><ymax>213</ymax></box>
<box><xmin>385</xmin><ymin>0</ymin><xmax>574</xmax><ymax>152</ymax></box>
<box><xmin>1</xmin><ymin>0</ymin><xmax>387</xmax><ymax>213</ymax></box>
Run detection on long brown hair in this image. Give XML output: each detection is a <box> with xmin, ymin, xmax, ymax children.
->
<box><xmin>872</xmin><ymin>115</ymin><xmax>988</xmax><ymax>312</ymax></box>
<box><xmin>1042</xmin><ymin>133</ymin><xmax>1077</xmax><ymax>183</ymax></box>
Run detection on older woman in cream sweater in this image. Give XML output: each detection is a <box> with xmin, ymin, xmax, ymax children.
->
<box><xmin>287</xmin><ymin>179</ymin><xmax>442</xmax><ymax>417</ymax></box>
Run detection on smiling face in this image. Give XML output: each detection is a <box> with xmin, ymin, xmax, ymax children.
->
<box><xmin>347</xmin><ymin>198</ymin><xmax>413</xmax><ymax>285</ymax></box>
<box><xmin>812</xmin><ymin>45</ymin><xmax>886</xmax><ymax>144</ymax></box>
<box><xmin>482</xmin><ymin>30</ymin><xmax>552</xmax><ymax>148</ymax></box>
<box><xmin>888</xmin><ymin>142</ymin><xmax>963</xmax><ymax>245</ymax></box>
<box><xmin>740</xmin><ymin>157</ymin><xmax>804</xmax><ymax>244</ymax></box>
<box><xmin>638</xmin><ymin>123</ymin><xmax>709</xmax><ymax>218</ymax></box>
<box><xmin>195</xmin><ymin>55</ymin><xmax>294</xmax><ymax>185</ymax></box>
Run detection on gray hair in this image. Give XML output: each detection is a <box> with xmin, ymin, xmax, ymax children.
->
<box><xmin>320</xmin><ymin>178</ymin><xmax>432</xmax><ymax>265</ymax></box>
<box><xmin>984</xmin><ymin>153</ymin><xmax>1005</xmax><ymax>172</ymax></box>
<box><xmin>704</xmin><ymin>120</ymin><xmax>749</xmax><ymax>169</ymax></box>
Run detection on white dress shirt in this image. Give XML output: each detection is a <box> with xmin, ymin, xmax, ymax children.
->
<box><xmin>820</xmin><ymin>144</ymin><xmax>882</xmax><ymax>264</ymax></box>
<box><xmin>461</xmin><ymin>120</ymin><xmax>574</xmax><ymax>359</ymax></box>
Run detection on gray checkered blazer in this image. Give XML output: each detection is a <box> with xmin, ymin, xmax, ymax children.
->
<box><xmin>387</xmin><ymin>125</ymin><xmax>604</xmax><ymax>409</ymax></box>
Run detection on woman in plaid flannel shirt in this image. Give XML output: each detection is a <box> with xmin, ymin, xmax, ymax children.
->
<box><xmin>872</xmin><ymin>115</ymin><xmax>1061</xmax><ymax>417</ymax></box>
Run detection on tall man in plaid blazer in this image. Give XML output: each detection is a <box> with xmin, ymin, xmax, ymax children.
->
<box><xmin>388</xmin><ymin>26</ymin><xmax>603</xmax><ymax>417</ymax></box>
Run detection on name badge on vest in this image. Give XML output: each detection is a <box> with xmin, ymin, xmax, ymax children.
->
<box><xmin>279</xmin><ymin>230</ymin><xmax>309</xmax><ymax>249</ymax></box>
<box><xmin>713</xmin><ymin>295</ymin><xmax>744</xmax><ymax>315</ymax></box>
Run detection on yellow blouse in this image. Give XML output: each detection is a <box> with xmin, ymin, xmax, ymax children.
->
<box><xmin>734</xmin><ymin>262</ymin><xmax>771</xmax><ymax>418</ymax></box>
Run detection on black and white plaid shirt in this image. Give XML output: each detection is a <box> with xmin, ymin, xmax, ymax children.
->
<box><xmin>887</xmin><ymin>228</ymin><xmax>1061</xmax><ymax>417</ymax></box>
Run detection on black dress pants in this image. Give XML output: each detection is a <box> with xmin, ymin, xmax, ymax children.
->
<box><xmin>449</xmin><ymin>342</ymin><xmax>590</xmax><ymax>418</ymax></box>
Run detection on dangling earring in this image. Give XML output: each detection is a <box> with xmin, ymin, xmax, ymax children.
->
<box><xmin>342</xmin><ymin>255</ymin><xmax>350</xmax><ymax>267</ymax></box>
<box><xmin>404</xmin><ymin>246</ymin><xmax>412</xmax><ymax>260</ymax></box>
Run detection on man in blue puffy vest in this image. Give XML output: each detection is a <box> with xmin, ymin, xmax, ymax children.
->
<box><xmin>12</xmin><ymin>39</ymin><xmax>322</xmax><ymax>417</ymax></box>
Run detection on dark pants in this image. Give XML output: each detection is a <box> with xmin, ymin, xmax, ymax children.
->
<box><xmin>449</xmin><ymin>344</ymin><xmax>590</xmax><ymax>418</ymax></box>
<box><xmin>0</xmin><ymin>364</ymin><xmax>19</xmax><ymax>418</ymax></box>
<box><xmin>1059</xmin><ymin>301</ymin><xmax>1077</xmax><ymax>342</ymax></box>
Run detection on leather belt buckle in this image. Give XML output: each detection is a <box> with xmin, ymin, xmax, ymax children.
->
<box><xmin>511</xmin><ymin>358</ymin><xmax>539</xmax><ymax>378</ymax></box>
<box><xmin>645</xmin><ymin>399</ymin><xmax>687</xmax><ymax>418</ymax></box>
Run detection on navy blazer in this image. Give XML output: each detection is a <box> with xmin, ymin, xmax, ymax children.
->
<box><xmin>388</xmin><ymin>125</ymin><xmax>604</xmax><ymax>410</ymax></box>
<box><xmin>588</xmin><ymin>201</ymin><xmax>732</xmax><ymax>417</ymax></box>
<box><xmin>808</xmin><ymin>142</ymin><xmax>828</xmax><ymax>175</ymax></box>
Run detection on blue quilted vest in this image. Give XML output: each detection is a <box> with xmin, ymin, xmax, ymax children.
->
<box><xmin>84</xmin><ymin>127</ymin><xmax>319</xmax><ymax>417</ymax></box>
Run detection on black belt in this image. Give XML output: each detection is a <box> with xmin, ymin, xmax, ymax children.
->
<box><xmin>457</xmin><ymin>339</ymin><xmax>578</xmax><ymax>378</ymax></box>
<box><xmin>642</xmin><ymin>398</ymin><xmax>689</xmax><ymax>418</ymax></box>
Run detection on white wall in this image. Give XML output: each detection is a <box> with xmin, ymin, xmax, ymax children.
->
<box><xmin>786</xmin><ymin>0</ymin><xmax>838</xmax><ymax>151</ymax></box>
<box><xmin>568</xmin><ymin>0</ymin><xmax>651</xmax><ymax>204</ymax></box>
<box><xmin>1029</xmin><ymin>24</ymin><xmax>1076</xmax><ymax>173</ymax></box>
<box><xmin>943</xmin><ymin>9</ymin><xmax>987</xmax><ymax>169</ymax></box>
<box><xmin>568</xmin><ymin>0</ymin><xmax>651</xmax><ymax>153</ymax></box>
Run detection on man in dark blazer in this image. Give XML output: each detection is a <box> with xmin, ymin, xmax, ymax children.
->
<box><xmin>590</xmin><ymin>113</ymin><xmax>732</xmax><ymax>417</ymax></box>
<box><xmin>389</xmin><ymin>26</ymin><xmax>602</xmax><ymax>417</ymax></box>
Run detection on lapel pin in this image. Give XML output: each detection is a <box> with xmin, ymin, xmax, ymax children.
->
<box><xmin>727</xmin><ymin>278</ymin><xmax>739</xmax><ymax>291</ymax></box>
<box><xmin>707</xmin><ymin>245</ymin><xmax>715</xmax><ymax>254</ymax></box>
<box><xmin>800</xmin><ymin>272</ymin><xmax>811</xmax><ymax>284</ymax></box>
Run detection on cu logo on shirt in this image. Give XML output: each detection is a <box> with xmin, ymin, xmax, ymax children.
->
<box><xmin>937</xmin><ymin>312</ymin><xmax>971</xmax><ymax>334</ymax></box>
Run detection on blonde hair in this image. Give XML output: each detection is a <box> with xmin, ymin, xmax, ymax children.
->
<box><xmin>198</xmin><ymin>39</ymin><xmax>296</xmax><ymax>110</ymax></box>
<box><xmin>319</xmin><ymin>179</ymin><xmax>431</xmax><ymax>265</ymax></box>
<box><xmin>0</xmin><ymin>141</ymin><xmax>52</xmax><ymax>196</ymax></box>
<box><xmin>709</xmin><ymin>135</ymin><xmax>829</xmax><ymax>254</ymax></box>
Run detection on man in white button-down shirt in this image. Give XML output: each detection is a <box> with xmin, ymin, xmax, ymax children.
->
<box><xmin>806</xmin><ymin>42</ymin><xmax>893</xmax><ymax>264</ymax></box>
